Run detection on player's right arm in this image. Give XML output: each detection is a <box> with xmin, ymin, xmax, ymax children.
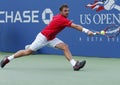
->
<box><xmin>70</xmin><ymin>23</ymin><xmax>94</xmax><ymax>36</ymax></box>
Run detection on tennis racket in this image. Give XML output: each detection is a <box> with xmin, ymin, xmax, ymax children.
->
<box><xmin>93</xmin><ymin>24</ymin><xmax>120</xmax><ymax>38</ymax></box>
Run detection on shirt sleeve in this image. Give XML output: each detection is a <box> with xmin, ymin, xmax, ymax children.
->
<box><xmin>64</xmin><ymin>19</ymin><xmax>72</xmax><ymax>27</ymax></box>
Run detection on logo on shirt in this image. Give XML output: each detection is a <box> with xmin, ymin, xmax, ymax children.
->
<box><xmin>86</xmin><ymin>0</ymin><xmax>120</xmax><ymax>12</ymax></box>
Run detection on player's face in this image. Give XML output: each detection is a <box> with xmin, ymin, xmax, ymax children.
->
<box><xmin>60</xmin><ymin>8</ymin><xmax>69</xmax><ymax>17</ymax></box>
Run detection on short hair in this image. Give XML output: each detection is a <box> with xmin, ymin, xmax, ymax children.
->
<box><xmin>59</xmin><ymin>4</ymin><xmax>69</xmax><ymax>11</ymax></box>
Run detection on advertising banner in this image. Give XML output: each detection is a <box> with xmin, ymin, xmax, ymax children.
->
<box><xmin>0</xmin><ymin>0</ymin><xmax>120</xmax><ymax>57</ymax></box>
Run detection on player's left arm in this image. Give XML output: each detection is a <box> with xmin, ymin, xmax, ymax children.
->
<box><xmin>70</xmin><ymin>23</ymin><xmax>94</xmax><ymax>36</ymax></box>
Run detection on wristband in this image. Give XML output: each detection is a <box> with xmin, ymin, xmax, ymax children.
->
<box><xmin>82</xmin><ymin>28</ymin><xmax>89</xmax><ymax>33</ymax></box>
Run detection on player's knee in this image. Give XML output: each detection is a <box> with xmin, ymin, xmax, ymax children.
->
<box><xmin>24</xmin><ymin>49</ymin><xmax>33</xmax><ymax>55</ymax></box>
<box><xmin>61</xmin><ymin>43</ymin><xmax>69</xmax><ymax>51</ymax></box>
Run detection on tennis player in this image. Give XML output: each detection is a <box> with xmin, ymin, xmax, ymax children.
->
<box><xmin>0</xmin><ymin>4</ymin><xmax>94</xmax><ymax>71</ymax></box>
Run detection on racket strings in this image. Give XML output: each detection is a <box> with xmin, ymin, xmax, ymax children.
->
<box><xmin>105</xmin><ymin>25</ymin><xmax>120</xmax><ymax>38</ymax></box>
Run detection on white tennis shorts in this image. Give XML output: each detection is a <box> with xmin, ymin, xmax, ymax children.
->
<box><xmin>29</xmin><ymin>33</ymin><xmax>64</xmax><ymax>51</ymax></box>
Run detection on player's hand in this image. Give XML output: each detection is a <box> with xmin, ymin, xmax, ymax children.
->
<box><xmin>95</xmin><ymin>32</ymin><xmax>100</xmax><ymax>35</ymax></box>
<box><xmin>87</xmin><ymin>31</ymin><xmax>97</xmax><ymax>36</ymax></box>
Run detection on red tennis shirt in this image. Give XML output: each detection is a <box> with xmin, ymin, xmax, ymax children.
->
<box><xmin>41</xmin><ymin>14</ymin><xmax>72</xmax><ymax>40</ymax></box>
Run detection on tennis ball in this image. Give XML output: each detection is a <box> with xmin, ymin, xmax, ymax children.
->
<box><xmin>100</xmin><ymin>30</ymin><xmax>105</xmax><ymax>35</ymax></box>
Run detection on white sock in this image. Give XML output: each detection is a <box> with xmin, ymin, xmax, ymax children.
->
<box><xmin>8</xmin><ymin>55</ymin><xmax>15</xmax><ymax>61</ymax></box>
<box><xmin>70</xmin><ymin>59</ymin><xmax>76</xmax><ymax>66</ymax></box>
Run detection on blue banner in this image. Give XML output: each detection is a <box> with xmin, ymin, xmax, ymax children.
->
<box><xmin>0</xmin><ymin>0</ymin><xmax>120</xmax><ymax>58</ymax></box>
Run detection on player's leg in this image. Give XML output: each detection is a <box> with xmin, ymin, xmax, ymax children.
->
<box><xmin>55</xmin><ymin>43</ymin><xmax>73</xmax><ymax>61</ymax></box>
<box><xmin>0</xmin><ymin>49</ymin><xmax>34</xmax><ymax>68</ymax></box>
<box><xmin>48</xmin><ymin>38</ymin><xmax>86</xmax><ymax>71</ymax></box>
<box><xmin>48</xmin><ymin>38</ymin><xmax>73</xmax><ymax>61</ymax></box>
<box><xmin>0</xmin><ymin>33</ymin><xmax>48</xmax><ymax>68</ymax></box>
<box><xmin>12</xmin><ymin>49</ymin><xmax>33</xmax><ymax>58</ymax></box>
